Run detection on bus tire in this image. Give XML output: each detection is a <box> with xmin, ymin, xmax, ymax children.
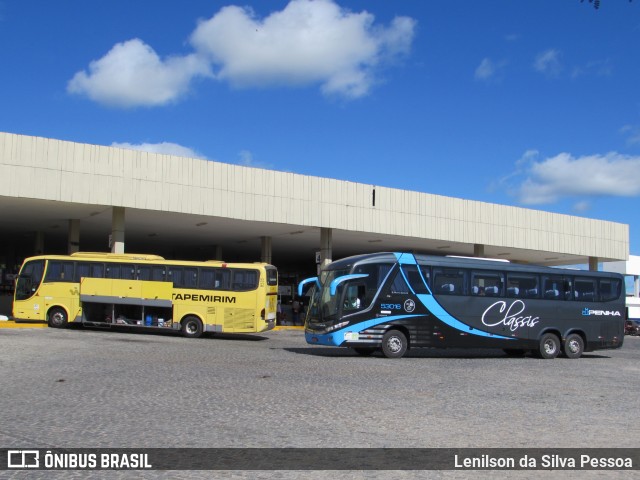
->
<box><xmin>563</xmin><ymin>333</ymin><xmax>584</xmax><ymax>359</ymax></box>
<box><xmin>48</xmin><ymin>307</ymin><xmax>68</xmax><ymax>328</ymax></box>
<box><xmin>181</xmin><ymin>316</ymin><xmax>203</xmax><ymax>339</ymax></box>
<box><xmin>381</xmin><ymin>329</ymin><xmax>408</xmax><ymax>359</ymax></box>
<box><xmin>536</xmin><ymin>333</ymin><xmax>561</xmax><ymax>359</ymax></box>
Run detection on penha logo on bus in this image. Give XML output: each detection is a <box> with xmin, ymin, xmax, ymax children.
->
<box><xmin>582</xmin><ymin>308</ymin><xmax>621</xmax><ymax>317</ymax></box>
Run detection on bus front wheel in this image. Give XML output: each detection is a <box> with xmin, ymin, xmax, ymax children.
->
<box><xmin>48</xmin><ymin>307</ymin><xmax>68</xmax><ymax>328</ymax></box>
<box><xmin>181</xmin><ymin>316</ymin><xmax>203</xmax><ymax>339</ymax></box>
<box><xmin>536</xmin><ymin>333</ymin><xmax>561</xmax><ymax>359</ymax></box>
<box><xmin>381</xmin><ymin>330</ymin><xmax>408</xmax><ymax>359</ymax></box>
<box><xmin>563</xmin><ymin>333</ymin><xmax>584</xmax><ymax>359</ymax></box>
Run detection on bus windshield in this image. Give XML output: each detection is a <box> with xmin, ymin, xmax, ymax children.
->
<box><xmin>15</xmin><ymin>259</ymin><xmax>45</xmax><ymax>301</ymax></box>
<box><xmin>307</xmin><ymin>268</ymin><xmax>351</xmax><ymax>325</ymax></box>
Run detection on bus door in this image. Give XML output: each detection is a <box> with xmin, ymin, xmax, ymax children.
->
<box><xmin>13</xmin><ymin>259</ymin><xmax>45</xmax><ymax>320</ymax></box>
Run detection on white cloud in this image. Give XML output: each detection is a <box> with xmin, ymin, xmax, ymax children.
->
<box><xmin>533</xmin><ymin>49</ymin><xmax>562</xmax><ymax>77</ymax></box>
<box><xmin>572</xmin><ymin>200</ymin><xmax>591</xmax><ymax>213</ymax></box>
<box><xmin>237</xmin><ymin>150</ymin><xmax>274</xmax><ymax>169</ymax></box>
<box><xmin>190</xmin><ymin>0</ymin><xmax>416</xmax><ymax>98</ymax></box>
<box><xmin>474</xmin><ymin>57</ymin><xmax>506</xmax><ymax>82</ymax></box>
<box><xmin>68</xmin><ymin>39</ymin><xmax>211</xmax><ymax>108</ymax></box>
<box><xmin>621</xmin><ymin>125</ymin><xmax>640</xmax><ymax>146</ymax></box>
<box><xmin>111</xmin><ymin>141</ymin><xmax>206</xmax><ymax>159</ymax></box>
<box><xmin>514</xmin><ymin>151</ymin><xmax>640</xmax><ymax>204</ymax></box>
<box><xmin>475</xmin><ymin>58</ymin><xmax>495</xmax><ymax>80</ymax></box>
<box><xmin>68</xmin><ymin>1</ymin><xmax>416</xmax><ymax>107</ymax></box>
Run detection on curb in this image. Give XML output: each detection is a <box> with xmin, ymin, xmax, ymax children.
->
<box><xmin>273</xmin><ymin>325</ymin><xmax>304</xmax><ymax>331</ymax></box>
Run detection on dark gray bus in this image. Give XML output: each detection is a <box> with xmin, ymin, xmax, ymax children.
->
<box><xmin>298</xmin><ymin>252</ymin><xmax>625</xmax><ymax>359</ymax></box>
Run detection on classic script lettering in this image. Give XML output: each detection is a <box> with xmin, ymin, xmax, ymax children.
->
<box><xmin>481</xmin><ymin>300</ymin><xmax>539</xmax><ymax>332</ymax></box>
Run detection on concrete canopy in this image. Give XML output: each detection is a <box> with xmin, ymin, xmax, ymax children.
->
<box><xmin>0</xmin><ymin>132</ymin><xmax>629</xmax><ymax>270</ymax></box>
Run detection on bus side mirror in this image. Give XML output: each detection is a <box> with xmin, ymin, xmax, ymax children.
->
<box><xmin>329</xmin><ymin>274</ymin><xmax>369</xmax><ymax>296</ymax></box>
<box><xmin>298</xmin><ymin>277</ymin><xmax>320</xmax><ymax>296</ymax></box>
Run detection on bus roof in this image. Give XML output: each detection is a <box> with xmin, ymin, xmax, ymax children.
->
<box><xmin>324</xmin><ymin>252</ymin><xmax>624</xmax><ymax>279</ymax></box>
<box><xmin>21</xmin><ymin>252</ymin><xmax>274</xmax><ymax>269</ymax></box>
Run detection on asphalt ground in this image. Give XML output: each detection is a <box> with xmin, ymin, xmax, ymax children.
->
<box><xmin>0</xmin><ymin>325</ymin><xmax>638</xmax><ymax>480</ymax></box>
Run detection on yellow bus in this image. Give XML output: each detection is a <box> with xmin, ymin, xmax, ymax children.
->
<box><xmin>12</xmin><ymin>252</ymin><xmax>278</xmax><ymax>337</ymax></box>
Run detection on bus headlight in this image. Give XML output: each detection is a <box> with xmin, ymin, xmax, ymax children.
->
<box><xmin>325</xmin><ymin>321</ymin><xmax>349</xmax><ymax>332</ymax></box>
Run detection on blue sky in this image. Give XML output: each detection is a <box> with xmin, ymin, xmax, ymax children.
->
<box><xmin>1</xmin><ymin>0</ymin><xmax>639</xmax><ymax>255</ymax></box>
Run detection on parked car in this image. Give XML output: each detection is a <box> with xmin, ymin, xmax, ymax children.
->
<box><xmin>625</xmin><ymin>319</ymin><xmax>640</xmax><ymax>336</ymax></box>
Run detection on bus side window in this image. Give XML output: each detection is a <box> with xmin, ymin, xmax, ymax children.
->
<box><xmin>122</xmin><ymin>264</ymin><xmax>135</xmax><ymax>280</ymax></box>
<box><xmin>184</xmin><ymin>268</ymin><xmax>198</xmax><ymax>288</ymax></box>
<box><xmin>420</xmin><ymin>266</ymin><xmax>431</xmax><ymax>290</ymax></box>
<box><xmin>541</xmin><ymin>276</ymin><xmax>572</xmax><ymax>300</ymax></box>
<box><xmin>91</xmin><ymin>263</ymin><xmax>105</xmax><ymax>278</ymax></box>
<box><xmin>266</xmin><ymin>267</ymin><xmax>278</xmax><ymax>286</ymax></box>
<box><xmin>542</xmin><ymin>276</ymin><xmax>562</xmax><ymax>300</ymax></box>
<box><xmin>105</xmin><ymin>264</ymin><xmax>120</xmax><ymax>279</ymax></box>
<box><xmin>200</xmin><ymin>268</ymin><xmax>215</xmax><ymax>289</ymax></box>
<box><xmin>167</xmin><ymin>267</ymin><xmax>183</xmax><ymax>287</ymax></box>
<box><xmin>354</xmin><ymin>263</ymin><xmax>391</xmax><ymax>305</ymax></box>
<box><xmin>45</xmin><ymin>261</ymin><xmax>74</xmax><ymax>282</ymax></box>
<box><xmin>215</xmin><ymin>269</ymin><xmax>231</xmax><ymax>290</ymax></box>
<box><xmin>575</xmin><ymin>277</ymin><xmax>596</xmax><ymax>301</ymax></box>
<box><xmin>402</xmin><ymin>265</ymin><xmax>429</xmax><ymax>294</ymax></box>
<box><xmin>599</xmin><ymin>278</ymin><xmax>621</xmax><ymax>302</ymax></box>
<box><xmin>138</xmin><ymin>266</ymin><xmax>152</xmax><ymax>281</ymax></box>
<box><xmin>232</xmin><ymin>270</ymin><xmax>258</xmax><ymax>291</ymax></box>
<box><xmin>432</xmin><ymin>268</ymin><xmax>466</xmax><ymax>295</ymax></box>
<box><xmin>389</xmin><ymin>270</ymin><xmax>409</xmax><ymax>295</ymax></box>
<box><xmin>152</xmin><ymin>266</ymin><xmax>165</xmax><ymax>281</ymax></box>
<box><xmin>471</xmin><ymin>271</ymin><xmax>504</xmax><ymax>297</ymax></box>
<box><xmin>75</xmin><ymin>262</ymin><xmax>90</xmax><ymax>282</ymax></box>
<box><xmin>506</xmin><ymin>273</ymin><xmax>539</xmax><ymax>299</ymax></box>
<box><xmin>343</xmin><ymin>283</ymin><xmax>366</xmax><ymax>311</ymax></box>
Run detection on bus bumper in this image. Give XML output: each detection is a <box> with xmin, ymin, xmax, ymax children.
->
<box><xmin>305</xmin><ymin>330</ymin><xmax>344</xmax><ymax>347</ymax></box>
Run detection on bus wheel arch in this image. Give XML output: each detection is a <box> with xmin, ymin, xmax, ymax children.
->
<box><xmin>381</xmin><ymin>328</ymin><xmax>409</xmax><ymax>359</ymax></box>
<box><xmin>562</xmin><ymin>332</ymin><xmax>585</xmax><ymax>359</ymax></box>
<box><xmin>180</xmin><ymin>315</ymin><xmax>204</xmax><ymax>339</ymax></box>
<box><xmin>534</xmin><ymin>331</ymin><xmax>561</xmax><ymax>359</ymax></box>
<box><xmin>48</xmin><ymin>306</ymin><xmax>69</xmax><ymax>328</ymax></box>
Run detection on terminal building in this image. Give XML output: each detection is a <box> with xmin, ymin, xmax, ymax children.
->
<box><xmin>0</xmin><ymin>131</ymin><xmax>630</xmax><ymax>311</ymax></box>
<box><xmin>603</xmin><ymin>255</ymin><xmax>640</xmax><ymax>321</ymax></box>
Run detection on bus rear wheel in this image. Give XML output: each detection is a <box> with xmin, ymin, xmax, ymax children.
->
<box><xmin>181</xmin><ymin>316</ymin><xmax>203</xmax><ymax>339</ymax></box>
<box><xmin>563</xmin><ymin>333</ymin><xmax>584</xmax><ymax>359</ymax></box>
<box><xmin>381</xmin><ymin>330</ymin><xmax>407</xmax><ymax>359</ymax></box>
<box><xmin>535</xmin><ymin>333</ymin><xmax>560</xmax><ymax>359</ymax></box>
<box><xmin>48</xmin><ymin>307</ymin><xmax>68</xmax><ymax>328</ymax></box>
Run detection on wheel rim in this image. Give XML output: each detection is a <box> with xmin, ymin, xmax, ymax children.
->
<box><xmin>543</xmin><ymin>339</ymin><xmax>556</xmax><ymax>355</ymax></box>
<box><xmin>568</xmin><ymin>339</ymin><xmax>580</xmax><ymax>354</ymax></box>
<box><xmin>387</xmin><ymin>336</ymin><xmax>402</xmax><ymax>353</ymax></box>
<box><xmin>186</xmin><ymin>322</ymin><xmax>198</xmax><ymax>334</ymax></box>
<box><xmin>51</xmin><ymin>312</ymin><xmax>64</xmax><ymax>326</ymax></box>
